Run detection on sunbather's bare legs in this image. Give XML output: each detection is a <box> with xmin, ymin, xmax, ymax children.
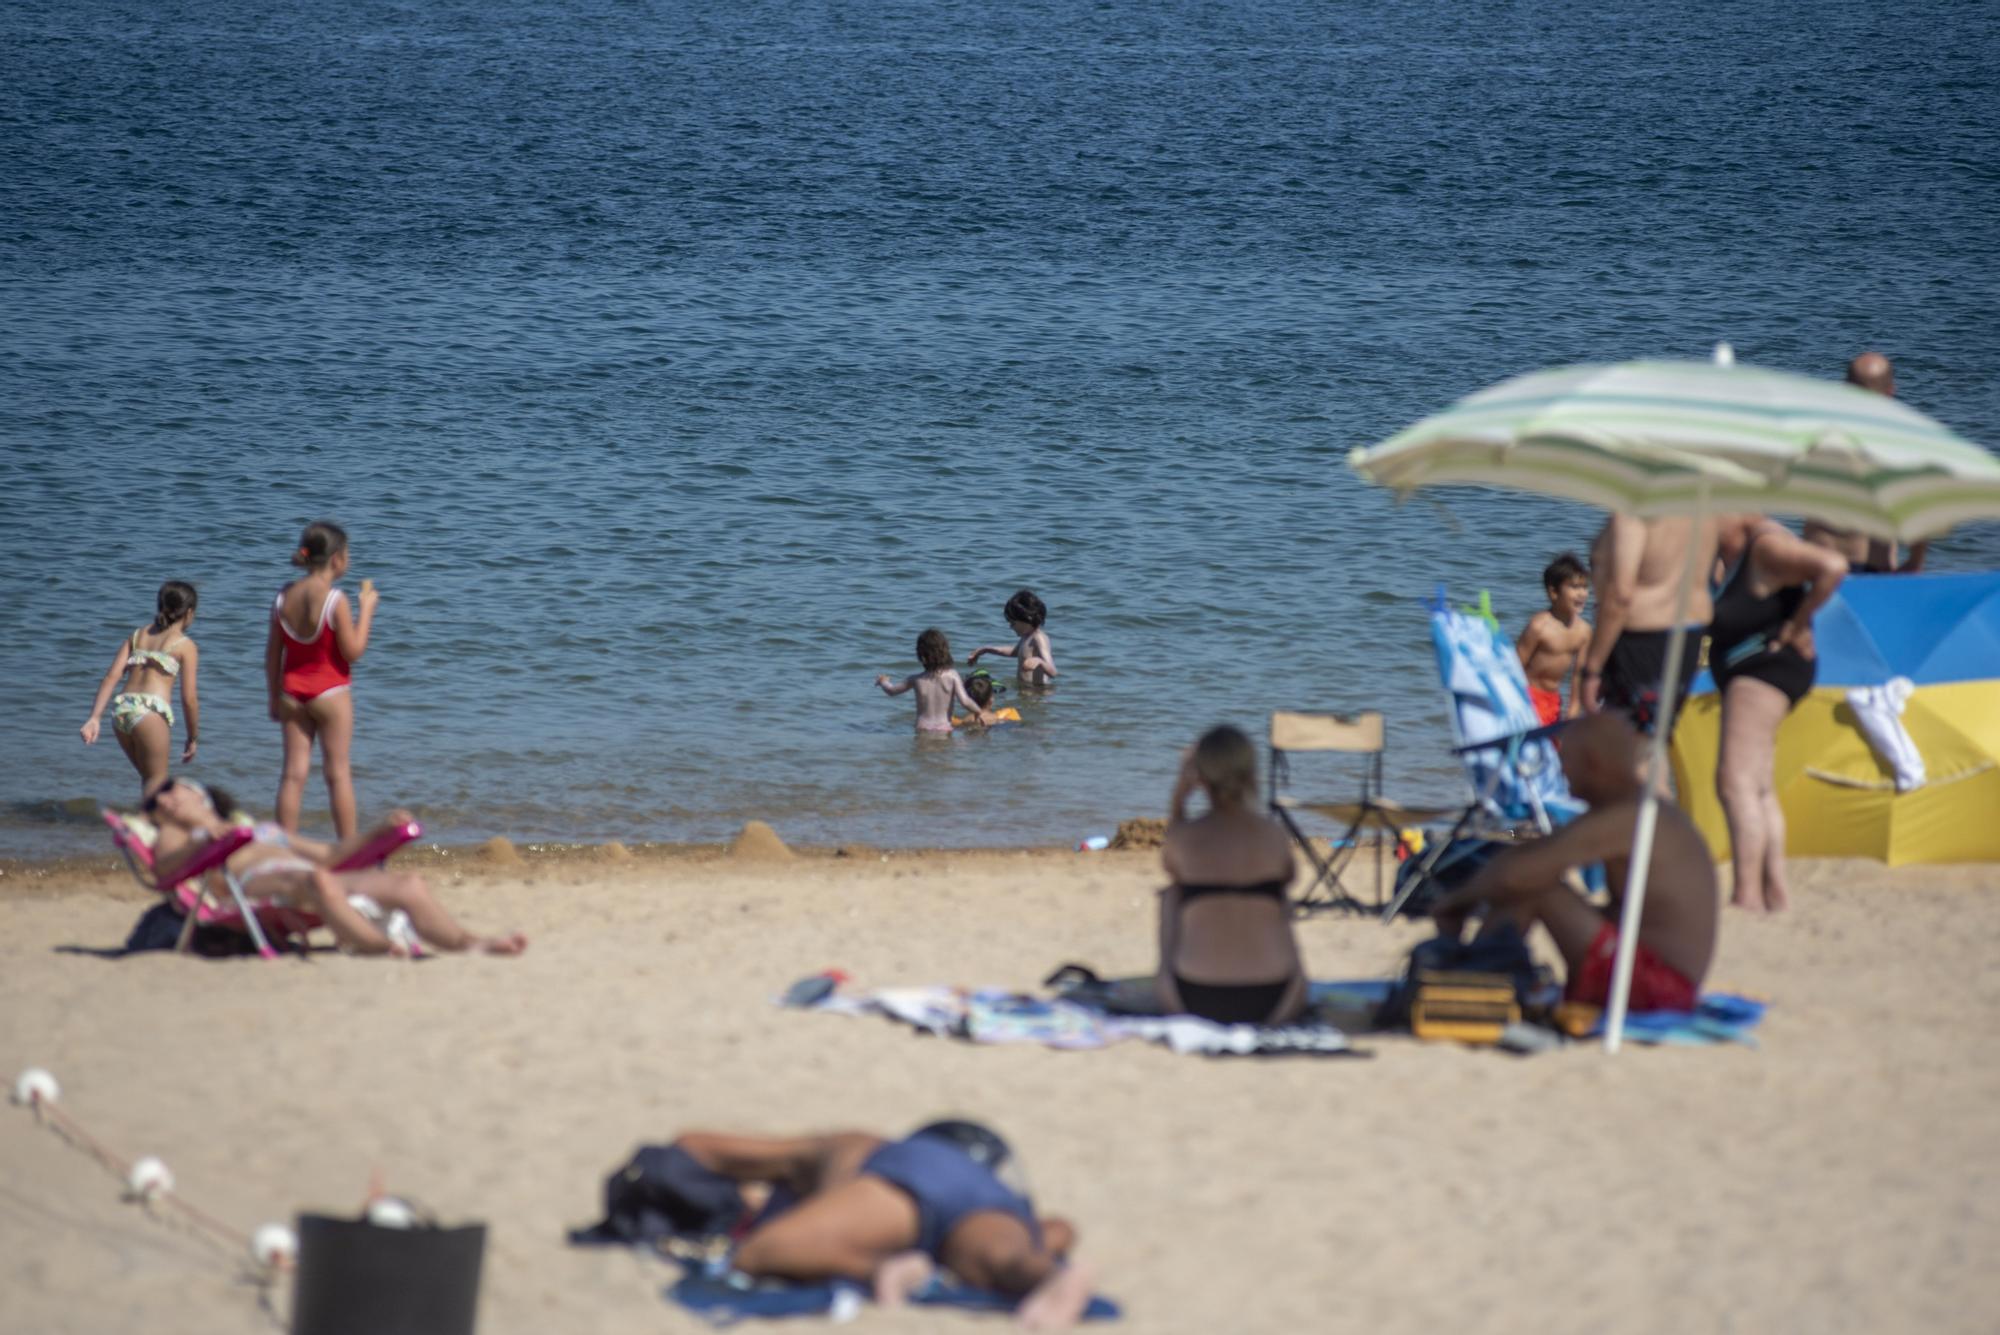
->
<box><xmin>732</xmin><ymin>1180</ymin><xmax>1090</xmax><ymax>1328</ymax></box>
<box><xmin>276</xmin><ymin>692</ymin><xmax>359</xmax><ymax>839</ymax></box>
<box><xmin>1717</xmin><ymin>677</ymin><xmax>1789</xmax><ymax>912</ymax></box>
<box><xmin>1475</xmin><ymin>884</ymin><xmax>1605</xmax><ymax>981</ymax></box>
<box><xmin>732</xmin><ymin>1175</ymin><xmax>919</xmax><ymax>1284</ymax></box>
<box><xmin>115</xmin><ymin>713</ymin><xmax>172</xmax><ymax>794</ymax></box>
<box><xmin>306</xmin><ymin>869</ymin><xmax>527</xmax><ymax>955</ymax></box>
<box><xmin>311</xmin><ymin>690</ymin><xmax>359</xmax><ymax>840</ymax></box>
<box><xmin>276</xmin><ymin>699</ymin><xmax>317</xmax><ymax>834</ymax></box>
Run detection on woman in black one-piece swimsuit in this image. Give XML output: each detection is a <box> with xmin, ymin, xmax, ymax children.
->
<box><xmin>1710</xmin><ymin>520</ymin><xmax>1848</xmax><ymax>913</ymax></box>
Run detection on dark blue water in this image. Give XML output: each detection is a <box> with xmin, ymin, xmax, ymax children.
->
<box><xmin>4</xmin><ymin>0</ymin><xmax>1998</xmax><ymax>855</ymax></box>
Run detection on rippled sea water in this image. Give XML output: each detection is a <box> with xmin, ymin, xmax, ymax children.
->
<box><xmin>4</xmin><ymin>0</ymin><xmax>1998</xmax><ymax>855</ymax></box>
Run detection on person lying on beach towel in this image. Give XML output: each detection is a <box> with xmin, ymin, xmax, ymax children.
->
<box><xmin>1156</xmin><ymin>725</ymin><xmax>1309</xmax><ymax>1025</ymax></box>
<box><xmin>670</xmin><ymin>1122</ymin><xmax>1097</xmax><ymax>1329</ymax></box>
<box><xmin>146</xmin><ymin>777</ymin><xmax>527</xmax><ymax>956</ymax></box>
<box><xmin>1429</xmin><ymin>713</ymin><xmax>1715</xmax><ymax>1012</ymax></box>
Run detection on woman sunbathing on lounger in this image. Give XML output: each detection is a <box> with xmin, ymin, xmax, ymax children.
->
<box><xmin>144</xmin><ymin>778</ymin><xmax>527</xmax><ymax>956</ymax></box>
<box><xmin>672</xmin><ymin>1121</ymin><xmax>1095</xmax><ymax>1330</ymax></box>
<box><xmin>1155</xmin><ymin>724</ymin><xmax>1307</xmax><ymax>1025</ymax></box>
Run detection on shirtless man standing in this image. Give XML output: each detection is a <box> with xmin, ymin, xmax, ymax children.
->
<box><xmin>670</xmin><ymin>1122</ymin><xmax>1097</xmax><ymax>1330</ymax></box>
<box><xmin>1579</xmin><ymin>514</ymin><xmax>1722</xmax><ymax>734</ymax></box>
<box><xmin>1802</xmin><ymin>352</ymin><xmax>1927</xmax><ymax>574</ymax></box>
<box><xmin>1432</xmin><ymin>713</ymin><xmax>1718</xmax><ymax>1013</ymax></box>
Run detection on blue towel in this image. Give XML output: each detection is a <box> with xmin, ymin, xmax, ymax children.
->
<box><xmin>1588</xmin><ymin>992</ymin><xmax>1768</xmax><ymax>1046</ymax></box>
<box><xmin>667</xmin><ymin>1264</ymin><xmax>1122</xmax><ymax>1325</ymax></box>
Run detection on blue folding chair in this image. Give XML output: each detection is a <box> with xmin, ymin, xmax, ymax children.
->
<box><xmin>1379</xmin><ymin>591</ymin><xmax>1590</xmax><ymax>921</ymax></box>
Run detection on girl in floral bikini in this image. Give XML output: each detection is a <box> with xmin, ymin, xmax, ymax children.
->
<box><xmin>267</xmin><ymin>521</ymin><xmax>379</xmax><ymax>839</ymax></box>
<box><xmin>79</xmin><ymin>581</ymin><xmax>202</xmax><ymax>794</ymax></box>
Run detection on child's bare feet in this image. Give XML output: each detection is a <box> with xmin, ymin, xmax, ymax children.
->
<box><xmin>1015</xmin><ymin>1262</ymin><xmax>1095</xmax><ymax>1330</ymax></box>
<box><xmin>478</xmin><ymin>932</ymin><xmax>528</xmax><ymax>956</ymax></box>
<box><xmin>871</xmin><ymin>1250</ymin><xmax>933</xmax><ymax>1308</ymax></box>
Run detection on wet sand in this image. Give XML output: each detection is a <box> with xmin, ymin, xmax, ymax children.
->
<box><xmin>2</xmin><ymin>844</ymin><xmax>1996</xmax><ymax>1334</ymax></box>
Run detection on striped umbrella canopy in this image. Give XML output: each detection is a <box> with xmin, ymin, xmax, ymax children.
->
<box><xmin>1348</xmin><ymin>353</ymin><xmax>2000</xmax><ymax>541</ymax></box>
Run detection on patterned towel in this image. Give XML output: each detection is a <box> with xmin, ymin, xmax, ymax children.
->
<box><xmin>785</xmin><ymin>980</ymin><xmax>1363</xmax><ymax>1058</ymax></box>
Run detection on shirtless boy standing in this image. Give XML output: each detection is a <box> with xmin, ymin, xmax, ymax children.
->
<box><xmin>1431</xmin><ymin>712</ymin><xmax>1717</xmax><ymax>1013</ymax></box>
<box><xmin>968</xmin><ymin>589</ymin><xmax>1057</xmax><ymax>687</ymax></box>
<box><xmin>1516</xmin><ymin>553</ymin><xmax>1592</xmax><ymax>727</ymax></box>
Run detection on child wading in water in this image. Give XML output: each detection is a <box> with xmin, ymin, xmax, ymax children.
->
<box><xmin>1516</xmin><ymin>553</ymin><xmax>1593</xmax><ymax>727</ymax></box>
<box><xmin>80</xmin><ymin>581</ymin><xmax>202</xmax><ymax>794</ymax></box>
<box><xmin>877</xmin><ymin>629</ymin><xmax>991</xmax><ymax>733</ymax></box>
<box><xmin>267</xmin><ymin>521</ymin><xmax>379</xmax><ymax>838</ymax></box>
<box><xmin>954</xmin><ymin>671</ymin><xmax>1023</xmax><ymax>728</ymax></box>
<box><xmin>967</xmin><ymin>589</ymin><xmax>1057</xmax><ymax>687</ymax></box>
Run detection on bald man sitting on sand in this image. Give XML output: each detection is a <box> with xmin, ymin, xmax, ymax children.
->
<box><xmin>672</xmin><ymin>1122</ymin><xmax>1096</xmax><ymax>1330</ymax></box>
<box><xmin>1803</xmin><ymin>351</ymin><xmax>1927</xmax><ymax>574</ymax></box>
<box><xmin>1431</xmin><ymin>713</ymin><xmax>1717</xmax><ymax>1013</ymax></box>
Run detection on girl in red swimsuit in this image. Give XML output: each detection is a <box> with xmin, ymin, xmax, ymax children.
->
<box><xmin>264</xmin><ymin>521</ymin><xmax>379</xmax><ymax>838</ymax></box>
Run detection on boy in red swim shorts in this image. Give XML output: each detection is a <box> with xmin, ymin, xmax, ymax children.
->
<box><xmin>1516</xmin><ymin>553</ymin><xmax>1592</xmax><ymax>728</ymax></box>
<box><xmin>1431</xmin><ymin>713</ymin><xmax>1716</xmax><ymax>1014</ymax></box>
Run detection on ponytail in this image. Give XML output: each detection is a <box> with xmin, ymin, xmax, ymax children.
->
<box><xmin>153</xmin><ymin>580</ymin><xmax>198</xmax><ymax>631</ymax></box>
<box><xmin>291</xmin><ymin>520</ymin><xmax>350</xmax><ymax>570</ymax></box>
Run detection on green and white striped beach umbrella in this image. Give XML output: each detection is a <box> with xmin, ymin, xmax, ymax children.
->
<box><xmin>1347</xmin><ymin>347</ymin><xmax>2000</xmax><ymax>1057</ymax></box>
<box><xmin>1348</xmin><ymin>351</ymin><xmax>2000</xmax><ymax>541</ymax></box>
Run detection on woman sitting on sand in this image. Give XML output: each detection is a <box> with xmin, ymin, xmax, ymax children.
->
<box><xmin>1155</xmin><ymin>725</ymin><xmax>1306</xmax><ymax>1025</ymax></box>
<box><xmin>146</xmin><ymin>777</ymin><xmax>527</xmax><ymax>956</ymax></box>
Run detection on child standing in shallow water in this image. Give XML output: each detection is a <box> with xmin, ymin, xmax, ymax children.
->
<box><xmin>1516</xmin><ymin>553</ymin><xmax>1593</xmax><ymax>727</ymax></box>
<box><xmin>267</xmin><ymin>521</ymin><xmax>378</xmax><ymax>838</ymax></box>
<box><xmin>878</xmin><ymin>629</ymin><xmax>991</xmax><ymax>733</ymax></box>
<box><xmin>79</xmin><ymin>580</ymin><xmax>202</xmax><ymax>795</ymax></box>
<box><xmin>967</xmin><ymin>589</ymin><xmax>1057</xmax><ymax>687</ymax></box>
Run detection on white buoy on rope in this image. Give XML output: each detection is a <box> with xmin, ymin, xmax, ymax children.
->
<box><xmin>126</xmin><ymin>1156</ymin><xmax>174</xmax><ymax>1201</ymax></box>
<box><xmin>12</xmin><ymin>1068</ymin><xmax>59</xmax><ymax>1109</ymax></box>
<box><xmin>251</xmin><ymin>1223</ymin><xmax>298</xmax><ymax>1269</ymax></box>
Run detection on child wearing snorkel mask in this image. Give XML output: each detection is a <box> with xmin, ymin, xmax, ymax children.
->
<box><xmin>955</xmin><ymin>672</ymin><xmax>1023</xmax><ymax>729</ymax></box>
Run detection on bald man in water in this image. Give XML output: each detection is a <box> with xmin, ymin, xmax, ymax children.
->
<box><xmin>1432</xmin><ymin>712</ymin><xmax>1717</xmax><ymax>1012</ymax></box>
<box><xmin>1578</xmin><ymin>514</ymin><xmax>1721</xmax><ymax>733</ymax></box>
<box><xmin>1803</xmin><ymin>351</ymin><xmax>1927</xmax><ymax>573</ymax></box>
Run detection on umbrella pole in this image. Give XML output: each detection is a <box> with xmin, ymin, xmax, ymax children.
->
<box><xmin>1603</xmin><ymin>481</ymin><xmax>1713</xmax><ymax>1054</ymax></box>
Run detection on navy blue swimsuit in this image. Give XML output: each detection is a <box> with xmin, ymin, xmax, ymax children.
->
<box><xmin>861</xmin><ymin>1133</ymin><xmax>1039</xmax><ymax>1258</ymax></box>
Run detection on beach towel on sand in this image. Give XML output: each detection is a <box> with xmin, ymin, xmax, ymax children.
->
<box><xmin>788</xmin><ymin>977</ymin><xmax>1366</xmax><ymax>1058</ymax></box>
<box><xmin>666</xmin><ymin>1259</ymin><xmax>1122</xmax><ymax>1325</ymax></box>
<box><xmin>1042</xmin><ymin>967</ymin><xmax>1766</xmax><ymax>1049</ymax></box>
<box><xmin>1582</xmin><ymin>993</ymin><xmax>1767</xmax><ymax>1047</ymax></box>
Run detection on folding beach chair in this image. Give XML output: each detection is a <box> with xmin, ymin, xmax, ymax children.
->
<box><xmin>1377</xmin><ymin>593</ymin><xmax>1589</xmax><ymax>921</ymax></box>
<box><xmin>1268</xmin><ymin>710</ymin><xmax>1455</xmax><ymax>914</ymax></box>
<box><xmin>103</xmin><ymin>809</ymin><xmax>424</xmax><ymax>958</ymax></box>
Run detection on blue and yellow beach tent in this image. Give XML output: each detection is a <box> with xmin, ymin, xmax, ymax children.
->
<box><xmin>1671</xmin><ymin>572</ymin><xmax>2000</xmax><ymax>866</ymax></box>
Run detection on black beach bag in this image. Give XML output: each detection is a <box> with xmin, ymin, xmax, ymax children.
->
<box><xmin>291</xmin><ymin>1213</ymin><xmax>486</xmax><ymax>1335</ymax></box>
<box><xmin>568</xmin><ymin>1144</ymin><xmax>748</xmax><ymax>1247</ymax></box>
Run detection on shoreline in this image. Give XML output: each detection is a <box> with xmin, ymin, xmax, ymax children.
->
<box><xmin>0</xmin><ymin>833</ymin><xmax>1177</xmax><ymax>892</ymax></box>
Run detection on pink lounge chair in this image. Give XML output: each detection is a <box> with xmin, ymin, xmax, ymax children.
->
<box><xmin>103</xmin><ymin>810</ymin><xmax>423</xmax><ymax>959</ymax></box>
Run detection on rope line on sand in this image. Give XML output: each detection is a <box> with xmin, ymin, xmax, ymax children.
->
<box><xmin>10</xmin><ymin>1067</ymin><xmax>294</xmax><ymax>1276</ymax></box>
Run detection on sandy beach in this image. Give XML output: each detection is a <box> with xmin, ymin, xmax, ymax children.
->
<box><xmin>1</xmin><ymin>840</ymin><xmax>1996</xmax><ymax>1334</ymax></box>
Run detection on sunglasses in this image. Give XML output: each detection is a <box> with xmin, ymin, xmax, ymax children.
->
<box><xmin>141</xmin><ymin>780</ymin><xmax>181</xmax><ymax>814</ymax></box>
